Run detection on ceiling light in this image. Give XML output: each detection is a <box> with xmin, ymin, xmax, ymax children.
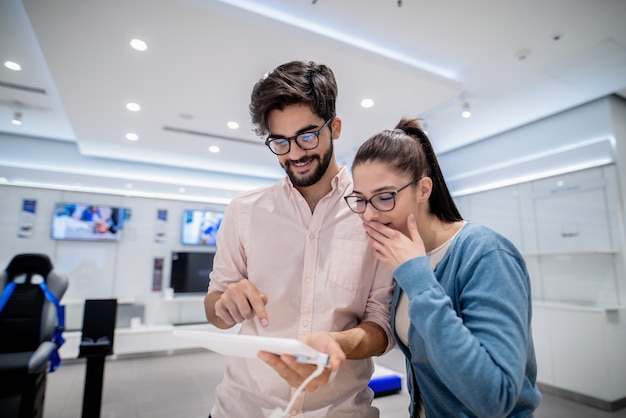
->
<box><xmin>515</xmin><ymin>49</ymin><xmax>530</xmax><ymax>61</ymax></box>
<box><xmin>4</xmin><ymin>61</ymin><xmax>21</xmax><ymax>71</ymax></box>
<box><xmin>11</xmin><ymin>111</ymin><xmax>22</xmax><ymax>125</ymax></box>
<box><xmin>208</xmin><ymin>145</ymin><xmax>220</xmax><ymax>153</ymax></box>
<box><xmin>125</xmin><ymin>133</ymin><xmax>138</xmax><ymax>141</ymax></box>
<box><xmin>461</xmin><ymin>102</ymin><xmax>471</xmax><ymax>118</ymax></box>
<box><xmin>178</xmin><ymin>187</ymin><xmax>186</xmax><ymax>193</ymax></box>
<box><xmin>361</xmin><ymin>98</ymin><xmax>374</xmax><ymax>108</ymax></box>
<box><xmin>551</xmin><ymin>32</ymin><xmax>564</xmax><ymax>42</ymax></box>
<box><xmin>129</xmin><ymin>38</ymin><xmax>148</xmax><ymax>51</ymax></box>
<box><xmin>227</xmin><ymin>121</ymin><xmax>239</xmax><ymax>130</ymax></box>
<box><xmin>126</xmin><ymin>102</ymin><xmax>141</xmax><ymax>111</ymax></box>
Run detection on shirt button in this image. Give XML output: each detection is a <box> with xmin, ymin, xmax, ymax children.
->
<box><xmin>302</xmin><ymin>320</ymin><xmax>309</xmax><ymax>327</ymax></box>
<box><xmin>309</xmin><ymin>233</ymin><xmax>316</xmax><ymax>240</ymax></box>
<box><xmin>305</xmin><ymin>277</ymin><xmax>312</xmax><ymax>283</ymax></box>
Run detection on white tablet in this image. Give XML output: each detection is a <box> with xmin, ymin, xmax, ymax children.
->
<box><xmin>174</xmin><ymin>329</ymin><xmax>329</xmax><ymax>366</ymax></box>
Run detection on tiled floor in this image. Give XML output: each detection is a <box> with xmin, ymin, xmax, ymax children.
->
<box><xmin>42</xmin><ymin>348</ymin><xmax>626</xmax><ymax>418</ymax></box>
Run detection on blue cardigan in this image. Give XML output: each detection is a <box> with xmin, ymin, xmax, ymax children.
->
<box><xmin>391</xmin><ymin>222</ymin><xmax>541</xmax><ymax>417</ymax></box>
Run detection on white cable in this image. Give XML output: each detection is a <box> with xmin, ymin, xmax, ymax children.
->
<box><xmin>270</xmin><ymin>362</ymin><xmax>326</xmax><ymax>417</ymax></box>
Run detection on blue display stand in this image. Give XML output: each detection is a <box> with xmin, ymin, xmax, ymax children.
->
<box><xmin>369</xmin><ymin>364</ymin><xmax>403</xmax><ymax>398</ymax></box>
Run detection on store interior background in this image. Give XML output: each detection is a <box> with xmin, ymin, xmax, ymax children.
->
<box><xmin>1</xmin><ymin>0</ymin><xmax>626</xmax><ymax>413</ymax></box>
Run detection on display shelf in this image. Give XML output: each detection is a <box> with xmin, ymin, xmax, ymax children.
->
<box><xmin>162</xmin><ymin>295</ymin><xmax>205</xmax><ymax>302</ymax></box>
<box><xmin>59</xmin><ymin>323</ymin><xmax>225</xmax><ymax>360</ymax></box>
<box><xmin>62</xmin><ymin>297</ymin><xmax>137</xmax><ymax>305</ymax></box>
<box><xmin>523</xmin><ymin>249</ymin><xmax>617</xmax><ymax>257</ymax></box>
<box><xmin>533</xmin><ymin>300</ymin><xmax>622</xmax><ymax>313</ymax></box>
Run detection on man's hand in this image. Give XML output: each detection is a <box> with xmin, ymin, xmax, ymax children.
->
<box><xmin>258</xmin><ymin>332</ymin><xmax>346</xmax><ymax>391</ymax></box>
<box><xmin>214</xmin><ymin>280</ymin><xmax>269</xmax><ymax>327</ymax></box>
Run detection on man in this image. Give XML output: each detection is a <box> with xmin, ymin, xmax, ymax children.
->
<box><xmin>204</xmin><ymin>60</ymin><xmax>394</xmax><ymax>417</ymax></box>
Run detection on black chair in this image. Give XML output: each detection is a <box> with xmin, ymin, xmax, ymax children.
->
<box><xmin>0</xmin><ymin>253</ymin><xmax>68</xmax><ymax>418</ymax></box>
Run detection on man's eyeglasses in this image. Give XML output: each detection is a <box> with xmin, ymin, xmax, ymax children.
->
<box><xmin>344</xmin><ymin>179</ymin><xmax>420</xmax><ymax>214</ymax></box>
<box><xmin>265</xmin><ymin>118</ymin><xmax>333</xmax><ymax>155</ymax></box>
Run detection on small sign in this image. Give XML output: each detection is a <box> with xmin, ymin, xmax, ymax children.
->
<box><xmin>152</xmin><ymin>257</ymin><xmax>164</xmax><ymax>291</ymax></box>
<box><xmin>18</xmin><ymin>199</ymin><xmax>37</xmax><ymax>238</ymax></box>
<box><xmin>155</xmin><ymin>209</ymin><xmax>167</xmax><ymax>243</ymax></box>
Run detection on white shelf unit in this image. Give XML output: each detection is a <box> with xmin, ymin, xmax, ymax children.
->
<box><xmin>454</xmin><ymin>164</ymin><xmax>626</xmax><ymax>407</ymax></box>
<box><xmin>59</xmin><ymin>323</ymin><xmax>225</xmax><ymax>360</ymax></box>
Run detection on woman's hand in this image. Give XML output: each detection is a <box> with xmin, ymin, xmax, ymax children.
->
<box><xmin>363</xmin><ymin>213</ymin><xmax>426</xmax><ymax>271</ymax></box>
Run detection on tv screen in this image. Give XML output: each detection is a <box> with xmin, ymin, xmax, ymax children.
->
<box><xmin>51</xmin><ymin>203</ymin><xmax>126</xmax><ymax>241</ymax></box>
<box><xmin>170</xmin><ymin>251</ymin><xmax>214</xmax><ymax>294</ymax></box>
<box><xmin>181</xmin><ymin>209</ymin><xmax>224</xmax><ymax>246</ymax></box>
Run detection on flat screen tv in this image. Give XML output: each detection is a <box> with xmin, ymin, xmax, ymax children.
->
<box><xmin>181</xmin><ymin>209</ymin><xmax>224</xmax><ymax>246</ymax></box>
<box><xmin>170</xmin><ymin>251</ymin><xmax>214</xmax><ymax>294</ymax></box>
<box><xmin>51</xmin><ymin>202</ymin><xmax>126</xmax><ymax>241</ymax></box>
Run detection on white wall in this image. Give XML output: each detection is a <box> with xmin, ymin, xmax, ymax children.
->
<box><xmin>439</xmin><ymin>96</ymin><xmax>618</xmax><ymax>196</ymax></box>
<box><xmin>0</xmin><ymin>184</ymin><xmax>226</xmax><ymax>330</ymax></box>
<box><xmin>449</xmin><ymin>95</ymin><xmax>626</xmax><ymax>406</ymax></box>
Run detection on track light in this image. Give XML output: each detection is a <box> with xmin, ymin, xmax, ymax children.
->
<box><xmin>11</xmin><ymin>111</ymin><xmax>22</xmax><ymax>126</ymax></box>
<box><xmin>461</xmin><ymin>101</ymin><xmax>471</xmax><ymax>118</ymax></box>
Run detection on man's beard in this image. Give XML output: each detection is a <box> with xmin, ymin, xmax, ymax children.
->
<box><xmin>281</xmin><ymin>140</ymin><xmax>333</xmax><ymax>188</ymax></box>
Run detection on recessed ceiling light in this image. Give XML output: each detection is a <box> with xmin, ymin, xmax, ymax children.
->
<box><xmin>361</xmin><ymin>98</ymin><xmax>374</xmax><ymax>108</ymax></box>
<box><xmin>461</xmin><ymin>102</ymin><xmax>471</xmax><ymax>118</ymax></box>
<box><xmin>125</xmin><ymin>183</ymin><xmax>133</xmax><ymax>189</ymax></box>
<box><xmin>227</xmin><ymin>121</ymin><xmax>239</xmax><ymax>130</ymax></box>
<box><xmin>515</xmin><ymin>49</ymin><xmax>530</xmax><ymax>61</ymax></box>
<box><xmin>208</xmin><ymin>145</ymin><xmax>220</xmax><ymax>153</ymax></box>
<box><xmin>551</xmin><ymin>32</ymin><xmax>564</xmax><ymax>42</ymax></box>
<box><xmin>129</xmin><ymin>38</ymin><xmax>148</xmax><ymax>51</ymax></box>
<box><xmin>4</xmin><ymin>61</ymin><xmax>21</xmax><ymax>71</ymax></box>
<box><xmin>11</xmin><ymin>111</ymin><xmax>22</xmax><ymax>125</ymax></box>
<box><xmin>126</xmin><ymin>133</ymin><xmax>138</xmax><ymax>141</ymax></box>
<box><xmin>178</xmin><ymin>187</ymin><xmax>186</xmax><ymax>193</ymax></box>
<box><xmin>126</xmin><ymin>102</ymin><xmax>141</xmax><ymax>111</ymax></box>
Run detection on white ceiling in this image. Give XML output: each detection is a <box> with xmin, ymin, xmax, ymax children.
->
<box><xmin>1</xmin><ymin>0</ymin><xmax>626</xmax><ymax>202</ymax></box>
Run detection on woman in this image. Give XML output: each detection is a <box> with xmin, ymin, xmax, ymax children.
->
<box><xmin>344</xmin><ymin>118</ymin><xmax>541</xmax><ymax>417</ymax></box>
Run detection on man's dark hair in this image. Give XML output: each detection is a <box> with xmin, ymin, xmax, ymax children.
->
<box><xmin>249</xmin><ymin>60</ymin><xmax>338</xmax><ymax>137</ymax></box>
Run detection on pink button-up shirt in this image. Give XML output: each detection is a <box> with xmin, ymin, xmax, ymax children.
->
<box><xmin>208</xmin><ymin>167</ymin><xmax>394</xmax><ymax>418</ymax></box>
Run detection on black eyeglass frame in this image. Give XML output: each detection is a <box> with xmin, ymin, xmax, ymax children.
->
<box><xmin>264</xmin><ymin>117</ymin><xmax>333</xmax><ymax>156</ymax></box>
<box><xmin>344</xmin><ymin>178</ymin><xmax>421</xmax><ymax>214</ymax></box>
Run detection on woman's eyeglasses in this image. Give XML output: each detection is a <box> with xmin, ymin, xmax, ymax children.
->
<box><xmin>344</xmin><ymin>179</ymin><xmax>420</xmax><ymax>213</ymax></box>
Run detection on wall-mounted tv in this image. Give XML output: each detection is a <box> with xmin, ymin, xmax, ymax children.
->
<box><xmin>51</xmin><ymin>203</ymin><xmax>127</xmax><ymax>241</ymax></box>
<box><xmin>170</xmin><ymin>251</ymin><xmax>214</xmax><ymax>294</ymax></box>
<box><xmin>181</xmin><ymin>209</ymin><xmax>224</xmax><ymax>246</ymax></box>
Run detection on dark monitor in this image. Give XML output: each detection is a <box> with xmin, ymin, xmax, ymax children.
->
<box><xmin>170</xmin><ymin>251</ymin><xmax>214</xmax><ymax>294</ymax></box>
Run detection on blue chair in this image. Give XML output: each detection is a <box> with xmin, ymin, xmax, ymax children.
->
<box><xmin>0</xmin><ymin>254</ymin><xmax>68</xmax><ymax>418</ymax></box>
